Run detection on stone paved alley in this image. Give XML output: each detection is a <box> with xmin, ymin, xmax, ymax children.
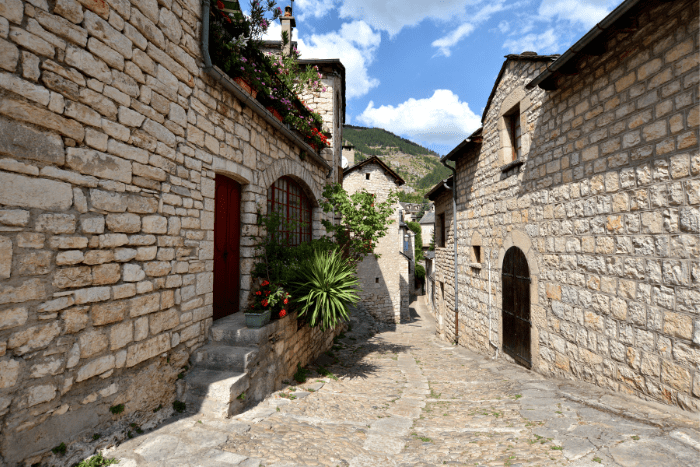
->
<box><xmin>101</xmin><ymin>298</ymin><xmax>699</xmax><ymax>467</ymax></box>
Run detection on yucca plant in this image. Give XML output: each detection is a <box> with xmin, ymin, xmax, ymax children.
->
<box><xmin>291</xmin><ymin>249</ymin><xmax>360</xmax><ymax>330</ymax></box>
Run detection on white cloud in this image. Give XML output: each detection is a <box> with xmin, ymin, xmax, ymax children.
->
<box><xmin>538</xmin><ymin>0</ymin><xmax>618</xmax><ymax>29</ymax></box>
<box><xmin>431</xmin><ymin>1</ymin><xmax>507</xmax><ymax>57</ymax></box>
<box><xmin>503</xmin><ymin>28</ymin><xmax>559</xmax><ymax>54</ymax></box>
<box><xmin>295</xmin><ymin>0</ymin><xmax>337</xmax><ymax>20</ymax></box>
<box><xmin>297</xmin><ymin>21</ymin><xmax>381</xmax><ymax>99</ymax></box>
<box><xmin>498</xmin><ymin>20</ymin><xmax>510</xmax><ymax>33</ymax></box>
<box><xmin>502</xmin><ymin>0</ymin><xmax>618</xmax><ymax>55</ymax></box>
<box><xmin>357</xmin><ymin>90</ymin><xmax>482</xmax><ymax>149</ymax></box>
<box><xmin>261</xmin><ymin>20</ymin><xmax>282</xmax><ymax>41</ymax></box>
<box><xmin>338</xmin><ymin>0</ymin><xmax>481</xmax><ymax>37</ymax></box>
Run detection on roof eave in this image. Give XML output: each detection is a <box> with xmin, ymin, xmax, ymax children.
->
<box><xmin>527</xmin><ymin>0</ymin><xmax>644</xmax><ymax>90</ymax></box>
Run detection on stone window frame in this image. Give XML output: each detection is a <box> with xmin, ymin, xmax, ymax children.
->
<box><xmin>498</xmin><ymin>87</ymin><xmax>531</xmax><ymax>170</ymax></box>
<box><xmin>470</xmin><ymin>231</ymin><xmax>483</xmax><ymax>268</ymax></box>
<box><xmin>437</xmin><ymin>212</ymin><xmax>446</xmax><ymax>248</ymax></box>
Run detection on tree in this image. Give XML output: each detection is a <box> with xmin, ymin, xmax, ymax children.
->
<box><xmin>406</xmin><ymin>221</ymin><xmax>423</xmax><ymax>263</ymax></box>
<box><xmin>319</xmin><ymin>183</ymin><xmax>399</xmax><ymax>265</ymax></box>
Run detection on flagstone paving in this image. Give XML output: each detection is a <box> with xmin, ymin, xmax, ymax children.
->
<box><xmin>103</xmin><ymin>298</ymin><xmax>699</xmax><ymax>467</ymax></box>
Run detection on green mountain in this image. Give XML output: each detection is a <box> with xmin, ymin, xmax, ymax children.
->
<box><xmin>342</xmin><ymin>125</ymin><xmax>453</xmax><ymax>202</ymax></box>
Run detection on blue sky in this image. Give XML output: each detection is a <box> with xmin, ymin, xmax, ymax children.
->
<box><xmin>262</xmin><ymin>0</ymin><xmax>621</xmax><ymax>155</ymax></box>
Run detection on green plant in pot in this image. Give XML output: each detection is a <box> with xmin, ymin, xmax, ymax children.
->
<box><xmin>245</xmin><ymin>279</ymin><xmax>290</xmax><ymax>327</ymax></box>
<box><xmin>290</xmin><ymin>248</ymin><xmax>360</xmax><ymax>331</ymax></box>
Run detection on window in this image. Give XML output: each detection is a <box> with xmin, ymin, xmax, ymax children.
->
<box><xmin>267</xmin><ymin>176</ymin><xmax>312</xmax><ymax>245</ymax></box>
<box><xmin>473</xmin><ymin>246</ymin><xmax>481</xmax><ymax>263</ymax></box>
<box><xmin>506</xmin><ymin>105</ymin><xmax>521</xmax><ymax>162</ymax></box>
<box><xmin>438</xmin><ymin>213</ymin><xmax>446</xmax><ymax>248</ymax></box>
<box><xmin>366</xmin><ymin>173</ymin><xmax>370</xmax><ymax>180</ymax></box>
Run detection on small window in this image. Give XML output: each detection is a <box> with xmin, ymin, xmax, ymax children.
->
<box><xmin>506</xmin><ymin>106</ymin><xmax>521</xmax><ymax>162</ymax></box>
<box><xmin>375</xmin><ymin>277</ymin><xmax>379</xmax><ymax>283</ymax></box>
<box><xmin>473</xmin><ymin>246</ymin><xmax>481</xmax><ymax>263</ymax></box>
<box><xmin>366</xmin><ymin>173</ymin><xmax>370</xmax><ymax>180</ymax></box>
<box><xmin>438</xmin><ymin>213</ymin><xmax>446</xmax><ymax>248</ymax></box>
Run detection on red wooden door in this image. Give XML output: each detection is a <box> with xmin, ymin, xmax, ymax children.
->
<box><xmin>213</xmin><ymin>175</ymin><xmax>241</xmax><ymax>320</ymax></box>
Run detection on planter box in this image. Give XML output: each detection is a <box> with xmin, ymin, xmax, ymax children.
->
<box><xmin>245</xmin><ymin>309</ymin><xmax>270</xmax><ymax>328</ymax></box>
<box><xmin>266</xmin><ymin>107</ymin><xmax>283</xmax><ymax>122</ymax></box>
<box><xmin>234</xmin><ymin>77</ymin><xmax>257</xmax><ymax>98</ymax></box>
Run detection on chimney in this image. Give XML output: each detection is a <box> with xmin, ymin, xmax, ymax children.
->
<box><xmin>342</xmin><ymin>143</ymin><xmax>355</xmax><ymax>167</ymax></box>
<box><xmin>280</xmin><ymin>6</ymin><xmax>295</xmax><ymax>56</ymax></box>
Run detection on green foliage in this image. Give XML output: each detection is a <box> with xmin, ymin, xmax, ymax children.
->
<box><xmin>173</xmin><ymin>400</ymin><xmax>186</xmax><ymax>413</ymax></box>
<box><xmin>429</xmin><ymin>229</ymin><xmax>435</xmax><ymax>251</ymax></box>
<box><xmin>293</xmin><ymin>364</ymin><xmax>309</xmax><ymax>383</ymax></box>
<box><xmin>319</xmin><ymin>183</ymin><xmax>399</xmax><ymax>264</ymax></box>
<box><xmin>253</xmin><ymin>210</ymin><xmax>336</xmax><ymax>285</ymax></box>
<box><xmin>51</xmin><ymin>443</ymin><xmax>67</xmax><ymax>455</ymax></box>
<box><xmin>75</xmin><ymin>454</ymin><xmax>120</xmax><ymax>467</ymax></box>
<box><xmin>415</xmin><ymin>264</ymin><xmax>425</xmax><ymax>281</ymax></box>
<box><xmin>396</xmin><ymin>191</ymin><xmax>425</xmax><ymax>203</ymax></box>
<box><xmin>317</xmin><ymin>366</ymin><xmax>338</xmax><ymax>380</ymax></box>
<box><xmin>109</xmin><ymin>404</ymin><xmax>124</xmax><ymax>415</ymax></box>
<box><xmin>290</xmin><ymin>249</ymin><xmax>360</xmax><ymax>331</ymax></box>
<box><xmin>406</xmin><ymin>221</ymin><xmax>423</xmax><ymax>262</ymax></box>
<box><xmin>343</xmin><ymin>125</ymin><xmax>438</xmax><ymax>157</ymax></box>
<box><xmin>92</xmin><ymin>433</ymin><xmax>101</xmax><ymax>441</ymax></box>
<box><xmin>416</xmin><ymin>162</ymin><xmax>454</xmax><ymax>191</ymax></box>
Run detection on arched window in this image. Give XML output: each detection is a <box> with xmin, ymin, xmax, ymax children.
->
<box><xmin>267</xmin><ymin>176</ymin><xmax>312</xmax><ymax>245</ymax></box>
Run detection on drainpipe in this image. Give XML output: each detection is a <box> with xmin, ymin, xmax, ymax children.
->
<box><xmin>441</xmin><ymin>160</ymin><xmax>458</xmax><ymax>345</ymax></box>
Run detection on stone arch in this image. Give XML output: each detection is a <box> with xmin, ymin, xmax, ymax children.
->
<box><xmin>212</xmin><ymin>155</ymin><xmax>253</xmax><ymax>186</ymax></box>
<box><xmin>259</xmin><ymin>159</ymin><xmax>322</xmax><ymax>207</ymax></box>
<box><xmin>496</xmin><ymin>229</ymin><xmax>542</xmax><ymax>370</ymax></box>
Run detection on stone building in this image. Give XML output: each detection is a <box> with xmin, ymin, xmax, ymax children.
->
<box><xmin>418</xmin><ymin>205</ymin><xmax>434</xmax><ymax>249</ymax></box>
<box><xmin>343</xmin><ymin>156</ymin><xmax>413</xmax><ymax>323</ymax></box>
<box><xmin>0</xmin><ymin>0</ymin><xmax>344</xmax><ymax>464</ymax></box>
<box><xmin>429</xmin><ymin>0</ymin><xmax>699</xmax><ymax>411</ymax></box>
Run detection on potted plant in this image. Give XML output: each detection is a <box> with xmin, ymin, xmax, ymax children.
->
<box><xmin>245</xmin><ymin>280</ymin><xmax>290</xmax><ymax>327</ymax></box>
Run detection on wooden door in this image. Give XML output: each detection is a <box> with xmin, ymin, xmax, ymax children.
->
<box><xmin>502</xmin><ymin>247</ymin><xmax>531</xmax><ymax>368</ymax></box>
<box><xmin>213</xmin><ymin>175</ymin><xmax>241</xmax><ymax>320</ymax></box>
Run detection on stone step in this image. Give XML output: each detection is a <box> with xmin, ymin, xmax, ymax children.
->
<box><xmin>210</xmin><ymin>312</ymin><xmax>278</xmax><ymax>347</ymax></box>
<box><xmin>183</xmin><ymin>368</ymin><xmax>249</xmax><ymax>418</ymax></box>
<box><xmin>190</xmin><ymin>343</ymin><xmax>259</xmax><ymax>372</ymax></box>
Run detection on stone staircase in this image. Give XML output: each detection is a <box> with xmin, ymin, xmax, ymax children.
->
<box><xmin>182</xmin><ymin>313</ymin><xmax>274</xmax><ymax>418</ymax></box>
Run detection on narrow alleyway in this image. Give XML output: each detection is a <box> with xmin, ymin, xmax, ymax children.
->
<box><xmin>104</xmin><ymin>299</ymin><xmax>699</xmax><ymax>467</ymax></box>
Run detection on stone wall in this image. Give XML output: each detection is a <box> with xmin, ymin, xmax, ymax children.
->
<box><xmin>224</xmin><ymin>311</ymin><xmax>345</xmax><ymax>412</ymax></box>
<box><xmin>344</xmin><ymin>163</ymin><xmax>406</xmax><ymax>323</ymax></box>
<box><xmin>0</xmin><ymin>0</ymin><xmax>341</xmax><ymax>464</ymax></box>
<box><xmin>432</xmin><ymin>0</ymin><xmax>699</xmax><ymax>411</ymax></box>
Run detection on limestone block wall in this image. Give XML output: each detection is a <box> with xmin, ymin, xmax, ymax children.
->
<box><xmin>0</xmin><ymin>0</ymin><xmax>338</xmax><ymax>464</ymax></box>
<box><xmin>234</xmin><ymin>311</ymin><xmax>345</xmax><ymax>410</ymax></box>
<box><xmin>434</xmin><ymin>0</ymin><xmax>699</xmax><ymax>411</ymax></box>
<box><xmin>300</xmin><ymin>72</ymin><xmax>343</xmax><ymax>184</ymax></box>
<box><xmin>344</xmin><ymin>164</ymin><xmax>405</xmax><ymax>323</ymax></box>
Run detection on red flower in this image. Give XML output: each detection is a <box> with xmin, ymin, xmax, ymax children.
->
<box><xmin>279</xmin><ymin>309</ymin><xmax>287</xmax><ymax>318</ymax></box>
<box><xmin>262</xmin><ymin>299</ymin><xmax>268</xmax><ymax>307</ymax></box>
<box><xmin>255</xmin><ymin>291</ymin><xmax>261</xmax><ymax>296</ymax></box>
<box><xmin>216</xmin><ymin>1</ymin><xmax>224</xmax><ymax>10</ymax></box>
<box><xmin>265</xmin><ymin>290</ymin><xmax>271</xmax><ymax>296</ymax></box>
<box><xmin>261</xmin><ymin>280</ymin><xmax>269</xmax><ymax>286</ymax></box>
<box><xmin>283</xmin><ymin>298</ymin><xmax>288</xmax><ymax>305</ymax></box>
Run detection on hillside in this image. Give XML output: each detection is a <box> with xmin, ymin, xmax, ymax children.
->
<box><xmin>343</xmin><ymin>125</ymin><xmax>453</xmax><ymax>201</ymax></box>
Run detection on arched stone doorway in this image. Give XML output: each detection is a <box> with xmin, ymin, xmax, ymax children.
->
<box><xmin>502</xmin><ymin>246</ymin><xmax>531</xmax><ymax>368</ymax></box>
<box><xmin>213</xmin><ymin>174</ymin><xmax>241</xmax><ymax>320</ymax></box>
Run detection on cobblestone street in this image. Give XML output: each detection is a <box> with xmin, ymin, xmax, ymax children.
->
<box><xmin>105</xmin><ymin>299</ymin><xmax>699</xmax><ymax>467</ymax></box>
